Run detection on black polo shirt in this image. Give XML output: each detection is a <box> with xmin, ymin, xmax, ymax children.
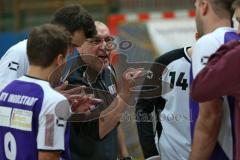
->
<box><xmin>68</xmin><ymin>66</ymin><xmax>119</xmax><ymax>160</ymax></box>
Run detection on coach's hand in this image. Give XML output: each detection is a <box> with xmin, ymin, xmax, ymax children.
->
<box><xmin>120</xmin><ymin>68</ymin><xmax>144</xmax><ymax>92</ymax></box>
<box><xmin>68</xmin><ymin>94</ymin><xmax>102</xmax><ymax>113</ymax></box>
<box><xmin>118</xmin><ymin>68</ymin><xmax>144</xmax><ymax>105</ymax></box>
<box><xmin>55</xmin><ymin>82</ymin><xmax>103</xmax><ymax>113</ymax></box>
<box><xmin>55</xmin><ymin>81</ymin><xmax>86</xmax><ymax>97</ymax></box>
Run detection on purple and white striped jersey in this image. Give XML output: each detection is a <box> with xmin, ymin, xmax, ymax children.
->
<box><xmin>0</xmin><ymin>76</ymin><xmax>69</xmax><ymax>160</ymax></box>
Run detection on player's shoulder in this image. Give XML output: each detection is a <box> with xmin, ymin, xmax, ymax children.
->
<box><xmin>196</xmin><ymin>27</ymin><xmax>235</xmax><ymax>47</ymax></box>
<box><xmin>155</xmin><ymin>47</ymin><xmax>189</xmax><ymax>66</ymax></box>
<box><xmin>42</xmin><ymin>84</ymin><xmax>66</xmax><ymax>103</ymax></box>
<box><xmin>193</xmin><ymin>33</ymin><xmax>221</xmax><ymax>57</ymax></box>
<box><xmin>12</xmin><ymin>39</ymin><xmax>27</xmax><ymax>48</ymax></box>
<box><xmin>1</xmin><ymin>39</ymin><xmax>27</xmax><ymax>60</ymax></box>
<box><xmin>40</xmin><ymin>85</ymin><xmax>69</xmax><ymax>118</ymax></box>
<box><xmin>19</xmin><ymin>76</ymin><xmax>66</xmax><ymax>102</ymax></box>
<box><xmin>6</xmin><ymin>39</ymin><xmax>27</xmax><ymax>54</ymax></box>
<box><xmin>196</xmin><ymin>33</ymin><xmax>218</xmax><ymax>46</ymax></box>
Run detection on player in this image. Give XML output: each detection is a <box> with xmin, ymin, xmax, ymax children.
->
<box><xmin>190</xmin><ymin>1</ymin><xmax>240</xmax><ymax>159</ymax></box>
<box><xmin>136</xmin><ymin>47</ymin><xmax>192</xmax><ymax>160</ymax></box>
<box><xmin>0</xmin><ymin>24</ymin><xmax>71</xmax><ymax>160</ymax></box>
<box><xmin>191</xmin><ymin>40</ymin><xmax>240</xmax><ymax>160</ymax></box>
<box><xmin>189</xmin><ymin>0</ymin><xmax>239</xmax><ymax>159</ymax></box>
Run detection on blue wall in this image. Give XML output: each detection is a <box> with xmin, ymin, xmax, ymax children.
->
<box><xmin>0</xmin><ymin>32</ymin><xmax>28</xmax><ymax>58</ymax></box>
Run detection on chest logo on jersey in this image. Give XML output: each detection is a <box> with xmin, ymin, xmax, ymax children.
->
<box><xmin>201</xmin><ymin>56</ymin><xmax>209</xmax><ymax>65</ymax></box>
<box><xmin>8</xmin><ymin>61</ymin><xmax>19</xmax><ymax>71</ymax></box>
<box><xmin>108</xmin><ymin>84</ymin><xmax>117</xmax><ymax>95</ymax></box>
<box><xmin>0</xmin><ymin>106</ymin><xmax>12</xmax><ymax>127</ymax></box>
<box><xmin>0</xmin><ymin>106</ymin><xmax>32</xmax><ymax>131</ymax></box>
<box><xmin>11</xmin><ymin>108</ymin><xmax>33</xmax><ymax>131</ymax></box>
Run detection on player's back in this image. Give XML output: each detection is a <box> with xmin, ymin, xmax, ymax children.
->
<box><xmin>157</xmin><ymin>47</ymin><xmax>191</xmax><ymax>160</ymax></box>
<box><xmin>0</xmin><ymin>76</ymin><xmax>67</xmax><ymax>160</ymax></box>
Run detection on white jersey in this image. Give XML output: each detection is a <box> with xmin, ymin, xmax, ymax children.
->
<box><xmin>192</xmin><ymin>27</ymin><xmax>236</xmax><ymax>77</ymax></box>
<box><xmin>191</xmin><ymin>27</ymin><xmax>237</xmax><ymax>160</ymax></box>
<box><xmin>157</xmin><ymin>47</ymin><xmax>191</xmax><ymax>160</ymax></box>
<box><xmin>0</xmin><ymin>40</ymin><xmax>28</xmax><ymax>90</ymax></box>
<box><xmin>0</xmin><ymin>76</ymin><xmax>69</xmax><ymax>159</ymax></box>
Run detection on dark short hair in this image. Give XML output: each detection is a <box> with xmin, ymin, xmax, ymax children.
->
<box><xmin>27</xmin><ymin>24</ymin><xmax>71</xmax><ymax>68</ymax></box>
<box><xmin>209</xmin><ymin>0</ymin><xmax>235</xmax><ymax>18</ymax></box>
<box><xmin>51</xmin><ymin>4</ymin><xmax>96</xmax><ymax>38</ymax></box>
<box><xmin>232</xmin><ymin>0</ymin><xmax>240</xmax><ymax>9</ymax></box>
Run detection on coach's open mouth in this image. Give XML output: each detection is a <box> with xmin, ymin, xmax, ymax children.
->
<box><xmin>98</xmin><ymin>55</ymin><xmax>109</xmax><ymax>63</ymax></box>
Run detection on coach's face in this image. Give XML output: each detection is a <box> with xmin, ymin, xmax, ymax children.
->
<box><xmin>78</xmin><ymin>23</ymin><xmax>114</xmax><ymax>70</ymax></box>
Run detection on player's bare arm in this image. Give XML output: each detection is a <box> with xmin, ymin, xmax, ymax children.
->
<box><xmin>190</xmin><ymin>100</ymin><xmax>223</xmax><ymax>160</ymax></box>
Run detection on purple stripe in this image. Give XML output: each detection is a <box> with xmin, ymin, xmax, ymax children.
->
<box><xmin>224</xmin><ymin>32</ymin><xmax>240</xmax><ymax>43</ymax></box>
<box><xmin>224</xmin><ymin>31</ymin><xmax>239</xmax><ymax>159</ymax></box>
<box><xmin>227</xmin><ymin>96</ymin><xmax>236</xmax><ymax>159</ymax></box>
<box><xmin>189</xmin><ymin>64</ymin><xmax>199</xmax><ymax>140</ymax></box>
<box><xmin>61</xmin><ymin>122</ymin><xmax>71</xmax><ymax>160</ymax></box>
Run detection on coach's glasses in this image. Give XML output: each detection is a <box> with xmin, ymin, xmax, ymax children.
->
<box><xmin>85</xmin><ymin>36</ymin><xmax>115</xmax><ymax>45</ymax></box>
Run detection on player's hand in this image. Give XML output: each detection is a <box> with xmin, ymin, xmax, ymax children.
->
<box><xmin>54</xmin><ymin>81</ymin><xmax>69</xmax><ymax>91</ymax></box>
<box><xmin>68</xmin><ymin>94</ymin><xmax>103</xmax><ymax>113</ymax></box>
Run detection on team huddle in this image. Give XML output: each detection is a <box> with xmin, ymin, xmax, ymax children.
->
<box><xmin>0</xmin><ymin>0</ymin><xmax>240</xmax><ymax>160</ymax></box>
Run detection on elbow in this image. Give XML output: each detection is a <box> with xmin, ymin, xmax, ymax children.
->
<box><xmin>99</xmin><ymin>127</ymin><xmax>109</xmax><ymax>139</ymax></box>
<box><xmin>197</xmin><ymin>110</ymin><xmax>223</xmax><ymax>139</ymax></box>
<box><xmin>99</xmin><ymin>129</ymin><xmax>106</xmax><ymax>139</ymax></box>
<box><xmin>201</xmin><ymin>107</ymin><xmax>223</xmax><ymax>121</ymax></box>
<box><xmin>203</xmin><ymin>111</ymin><xmax>222</xmax><ymax>136</ymax></box>
<box><xmin>98</xmin><ymin>119</ymin><xmax>109</xmax><ymax>139</ymax></box>
<box><xmin>205</xmin><ymin>111</ymin><xmax>222</xmax><ymax>124</ymax></box>
<box><xmin>199</xmin><ymin>103</ymin><xmax>223</xmax><ymax>130</ymax></box>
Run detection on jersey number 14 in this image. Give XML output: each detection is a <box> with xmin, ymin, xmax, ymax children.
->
<box><xmin>169</xmin><ymin>72</ymin><xmax>188</xmax><ymax>90</ymax></box>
